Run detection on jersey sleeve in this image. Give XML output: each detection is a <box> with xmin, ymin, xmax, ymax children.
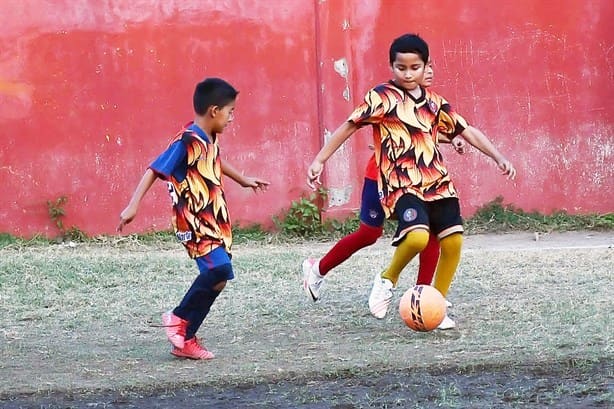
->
<box><xmin>149</xmin><ymin>140</ymin><xmax>187</xmax><ymax>180</ymax></box>
<box><xmin>347</xmin><ymin>86</ymin><xmax>391</xmax><ymax>127</ymax></box>
<box><xmin>437</xmin><ymin>99</ymin><xmax>468</xmax><ymax>138</ymax></box>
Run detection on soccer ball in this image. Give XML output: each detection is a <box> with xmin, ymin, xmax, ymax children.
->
<box><xmin>399</xmin><ymin>285</ymin><xmax>446</xmax><ymax>331</ymax></box>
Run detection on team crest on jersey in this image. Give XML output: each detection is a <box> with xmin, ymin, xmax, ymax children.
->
<box><xmin>369</xmin><ymin>210</ymin><xmax>379</xmax><ymax>219</ymax></box>
<box><xmin>403</xmin><ymin>208</ymin><xmax>418</xmax><ymax>222</ymax></box>
<box><xmin>428</xmin><ymin>100</ymin><xmax>438</xmax><ymax>114</ymax></box>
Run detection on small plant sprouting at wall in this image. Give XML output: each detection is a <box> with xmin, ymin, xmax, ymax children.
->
<box><xmin>47</xmin><ymin>196</ymin><xmax>68</xmax><ymax>233</ymax></box>
<box><xmin>45</xmin><ymin>196</ymin><xmax>87</xmax><ymax>242</ymax></box>
<box><xmin>274</xmin><ymin>188</ymin><xmax>330</xmax><ymax>237</ymax></box>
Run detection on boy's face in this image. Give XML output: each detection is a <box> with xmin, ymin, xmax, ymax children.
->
<box><xmin>391</xmin><ymin>52</ymin><xmax>426</xmax><ymax>91</ymax></box>
<box><xmin>422</xmin><ymin>58</ymin><xmax>434</xmax><ymax>88</ymax></box>
<box><xmin>211</xmin><ymin>101</ymin><xmax>236</xmax><ymax>134</ymax></box>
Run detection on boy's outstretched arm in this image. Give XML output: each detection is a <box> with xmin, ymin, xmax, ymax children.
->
<box><xmin>307</xmin><ymin>121</ymin><xmax>359</xmax><ymax>190</ymax></box>
<box><xmin>438</xmin><ymin>133</ymin><xmax>467</xmax><ymax>154</ymax></box>
<box><xmin>117</xmin><ymin>168</ymin><xmax>158</xmax><ymax>232</ymax></box>
<box><xmin>222</xmin><ymin>161</ymin><xmax>270</xmax><ymax>192</ymax></box>
<box><xmin>460</xmin><ymin>126</ymin><xmax>517</xmax><ymax>179</ymax></box>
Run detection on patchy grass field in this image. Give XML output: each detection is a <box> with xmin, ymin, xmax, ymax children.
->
<box><xmin>0</xmin><ymin>231</ymin><xmax>612</xmax><ymax>408</ymax></box>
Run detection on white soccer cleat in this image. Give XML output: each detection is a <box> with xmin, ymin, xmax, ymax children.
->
<box><xmin>368</xmin><ymin>272</ymin><xmax>394</xmax><ymax>319</ymax></box>
<box><xmin>302</xmin><ymin>258</ymin><xmax>324</xmax><ymax>302</ymax></box>
<box><xmin>437</xmin><ymin>314</ymin><xmax>456</xmax><ymax>330</ymax></box>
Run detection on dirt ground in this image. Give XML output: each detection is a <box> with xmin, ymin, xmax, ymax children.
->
<box><xmin>1</xmin><ymin>231</ymin><xmax>612</xmax><ymax>409</ymax></box>
<box><xmin>3</xmin><ymin>358</ymin><xmax>612</xmax><ymax>409</ymax></box>
<box><xmin>2</xmin><ymin>359</ymin><xmax>610</xmax><ymax>409</ymax></box>
<box><xmin>445</xmin><ymin>230</ymin><xmax>612</xmax><ymax>251</ymax></box>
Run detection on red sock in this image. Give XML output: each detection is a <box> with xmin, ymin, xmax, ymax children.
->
<box><xmin>416</xmin><ymin>233</ymin><xmax>440</xmax><ymax>285</ymax></box>
<box><xmin>318</xmin><ymin>223</ymin><xmax>383</xmax><ymax>275</ymax></box>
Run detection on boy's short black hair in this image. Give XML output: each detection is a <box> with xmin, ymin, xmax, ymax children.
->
<box><xmin>193</xmin><ymin>78</ymin><xmax>238</xmax><ymax>115</ymax></box>
<box><xmin>389</xmin><ymin>34</ymin><xmax>429</xmax><ymax>65</ymax></box>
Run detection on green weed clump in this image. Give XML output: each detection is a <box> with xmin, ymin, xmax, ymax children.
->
<box><xmin>273</xmin><ymin>188</ymin><xmax>331</xmax><ymax>239</ymax></box>
<box><xmin>46</xmin><ymin>196</ymin><xmax>88</xmax><ymax>242</ymax></box>
<box><xmin>272</xmin><ymin>189</ymin><xmax>380</xmax><ymax>240</ymax></box>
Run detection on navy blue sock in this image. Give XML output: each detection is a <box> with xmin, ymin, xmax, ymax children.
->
<box><xmin>184</xmin><ymin>287</ymin><xmax>220</xmax><ymax>340</ymax></box>
<box><xmin>174</xmin><ymin>272</ymin><xmax>222</xmax><ymax>340</ymax></box>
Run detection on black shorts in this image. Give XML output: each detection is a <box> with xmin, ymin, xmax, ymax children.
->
<box><xmin>391</xmin><ymin>194</ymin><xmax>463</xmax><ymax>246</ymax></box>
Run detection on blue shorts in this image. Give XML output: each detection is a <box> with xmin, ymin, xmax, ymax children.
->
<box><xmin>195</xmin><ymin>247</ymin><xmax>235</xmax><ymax>282</ymax></box>
<box><xmin>359</xmin><ymin>178</ymin><xmax>385</xmax><ymax>227</ymax></box>
<box><xmin>391</xmin><ymin>194</ymin><xmax>463</xmax><ymax>246</ymax></box>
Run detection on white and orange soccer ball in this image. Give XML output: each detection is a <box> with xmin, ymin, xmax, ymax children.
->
<box><xmin>399</xmin><ymin>285</ymin><xmax>446</xmax><ymax>331</ymax></box>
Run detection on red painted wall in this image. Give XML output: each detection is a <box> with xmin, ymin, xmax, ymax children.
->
<box><xmin>319</xmin><ymin>0</ymin><xmax>614</xmax><ymax>220</ymax></box>
<box><xmin>1</xmin><ymin>0</ymin><xmax>612</xmax><ymax>237</ymax></box>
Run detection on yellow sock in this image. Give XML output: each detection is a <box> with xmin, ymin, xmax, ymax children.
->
<box><xmin>432</xmin><ymin>233</ymin><xmax>463</xmax><ymax>297</ymax></box>
<box><xmin>382</xmin><ymin>229</ymin><xmax>430</xmax><ymax>286</ymax></box>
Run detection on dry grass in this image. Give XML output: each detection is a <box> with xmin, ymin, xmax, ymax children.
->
<box><xmin>0</xmin><ymin>235</ymin><xmax>612</xmax><ymax>403</ymax></box>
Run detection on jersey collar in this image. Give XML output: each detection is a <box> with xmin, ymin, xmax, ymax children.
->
<box><xmin>186</xmin><ymin>122</ymin><xmax>211</xmax><ymax>143</ymax></box>
<box><xmin>388</xmin><ymin>80</ymin><xmax>425</xmax><ymax>102</ymax></box>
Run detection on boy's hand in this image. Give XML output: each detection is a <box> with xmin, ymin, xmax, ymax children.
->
<box><xmin>307</xmin><ymin>160</ymin><xmax>323</xmax><ymax>190</ymax></box>
<box><xmin>240</xmin><ymin>176</ymin><xmax>270</xmax><ymax>192</ymax></box>
<box><xmin>451</xmin><ymin>137</ymin><xmax>467</xmax><ymax>154</ymax></box>
<box><xmin>117</xmin><ymin>205</ymin><xmax>137</xmax><ymax>232</ymax></box>
<box><xmin>497</xmin><ymin>158</ymin><xmax>517</xmax><ymax>180</ymax></box>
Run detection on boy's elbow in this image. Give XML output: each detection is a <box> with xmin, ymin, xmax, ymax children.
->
<box><xmin>147</xmin><ymin>168</ymin><xmax>167</xmax><ymax>181</ymax></box>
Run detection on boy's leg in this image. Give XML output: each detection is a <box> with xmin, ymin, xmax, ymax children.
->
<box><xmin>381</xmin><ymin>229</ymin><xmax>430</xmax><ymax>285</ymax></box>
<box><xmin>175</xmin><ymin>263</ymin><xmax>233</xmax><ymax>340</ymax></box>
<box><xmin>303</xmin><ymin>178</ymin><xmax>383</xmax><ymax>301</ymax></box>
<box><xmin>318</xmin><ymin>178</ymin><xmax>384</xmax><ymax>275</ymax></box>
<box><xmin>428</xmin><ymin>198</ymin><xmax>463</xmax><ymax>329</ymax></box>
<box><xmin>432</xmin><ymin>233</ymin><xmax>462</xmax><ymax>297</ymax></box>
<box><xmin>381</xmin><ymin>194</ymin><xmax>431</xmax><ymax>285</ymax></box>
<box><xmin>317</xmin><ymin>223</ymin><xmax>382</xmax><ymax>275</ymax></box>
<box><xmin>415</xmin><ymin>233</ymin><xmax>440</xmax><ymax>285</ymax></box>
<box><xmin>428</xmin><ymin>197</ymin><xmax>464</xmax><ymax>298</ymax></box>
<box><xmin>169</xmin><ymin>263</ymin><xmax>233</xmax><ymax>360</ymax></box>
<box><xmin>369</xmin><ymin>194</ymin><xmax>429</xmax><ymax>318</ymax></box>
<box><xmin>166</xmin><ymin>249</ymin><xmax>234</xmax><ymax>359</ymax></box>
<box><xmin>432</xmin><ymin>233</ymin><xmax>462</xmax><ymax>330</ymax></box>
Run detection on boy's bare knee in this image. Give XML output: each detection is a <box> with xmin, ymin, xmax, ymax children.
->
<box><xmin>213</xmin><ymin>280</ymin><xmax>227</xmax><ymax>292</ymax></box>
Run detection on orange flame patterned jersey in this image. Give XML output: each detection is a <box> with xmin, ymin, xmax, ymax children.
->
<box><xmin>348</xmin><ymin>82</ymin><xmax>467</xmax><ymax>218</ymax></box>
<box><xmin>167</xmin><ymin>131</ymin><xmax>232</xmax><ymax>259</ymax></box>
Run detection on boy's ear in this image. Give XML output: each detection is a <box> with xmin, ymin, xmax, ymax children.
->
<box><xmin>208</xmin><ymin>105</ymin><xmax>220</xmax><ymax>118</ymax></box>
